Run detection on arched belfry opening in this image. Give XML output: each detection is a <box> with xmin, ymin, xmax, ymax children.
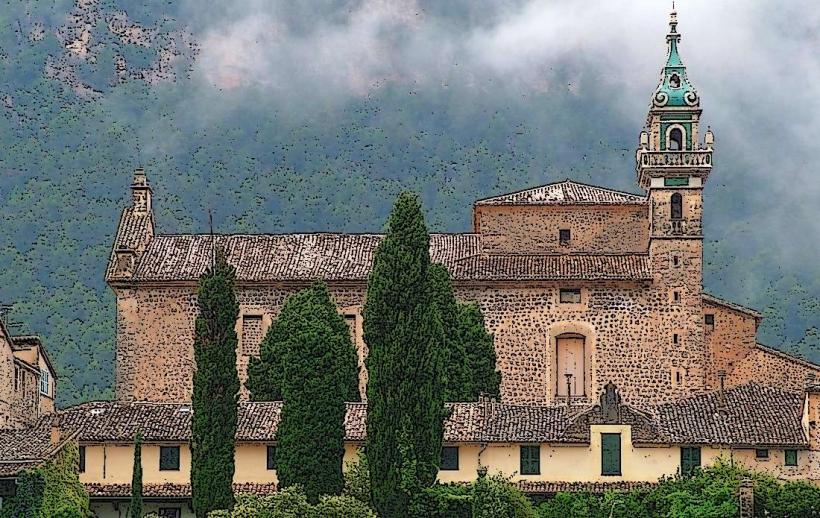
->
<box><xmin>556</xmin><ymin>332</ymin><xmax>586</xmax><ymax>398</ymax></box>
<box><xmin>668</xmin><ymin>127</ymin><xmax>683</xmax><ymax>150</ymax></box>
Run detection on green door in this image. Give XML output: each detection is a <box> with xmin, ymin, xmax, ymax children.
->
<box><xmin>601</xmin><ymin>433</ymin><xmax>621</xmax><ymax>476</ymax></box>
<box><xmin>681</xmin><ymin>447</ymin><xmax>701</xmax><ymax>476</ymax></box>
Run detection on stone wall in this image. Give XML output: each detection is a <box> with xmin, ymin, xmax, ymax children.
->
<box><xmin>0</xmin><ymin>333</ymin><xmax>13</xmax><ymax>428</ymax></box>
<box><xmin>116</xmin><ymin>276</ymin><xmax>717</xmax><ymax>408</ymax></box>
<box><xmin>474</xmin><ymin>205</ymin><xmax>650</xmax><ymax>255</ymax></box>
<box><xmin>729</xmin><ymin>345</ymin><xmax>820</xmax><ymax>393</ymax></box>
<box><xmin>703</xmin><ymin>302</ymin><xmax>757</xmax><ymax>389</ymax></box>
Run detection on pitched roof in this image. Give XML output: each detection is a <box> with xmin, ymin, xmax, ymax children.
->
<box><xmin>10</xmin><ymin>335</ymin><xmax>57</xmax><ymax>377</ymax></box>
<box><xmin>84</xmin><ymin>482</ymin><xmax>278</xmax><ymax>499</ymax></box>
<box><xmin>115</xmin><ymin>232</ymin><xmax>651</xmax><ymax>283</ymax></box>
<box><xmin>0</xmin><ymin>415</ymin><xmax>77</xmax><ymax>476</ymax></box>
<box><xmin>702</xmin><ymin>293</ymin><xmax>763</xmax><ymax>321</ymax></box>
<box><xmin>475</xmin><ymin>180</ymin><xmax>647</xmax><ymax>206</ymax></box>
<box><xmin>651</xmin><ymin>383</ymin><xmax>807</xmax><ymax>448</ymax></box>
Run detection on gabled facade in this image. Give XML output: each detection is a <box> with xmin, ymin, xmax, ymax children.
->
<box><xmin>104</xmin><ymin>10</ymin><xmax>820</xmax><ymax>409</ymax></box>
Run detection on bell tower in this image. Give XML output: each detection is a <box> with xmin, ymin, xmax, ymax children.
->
<box><xmin>638</xmin><ymin>8</ymin><xmax>714</xmax><ymax>397</ymax></box>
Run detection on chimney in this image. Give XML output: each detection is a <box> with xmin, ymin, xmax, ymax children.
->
<box><xmin>50</xmin><ymin>415</ymin><xmax>62</xmax><ymax>446</ymax></box>
<box><xmin>565</xmin><ymin>373</ymin><xmax>573</xmax><ymax>406</ymax></box>
<box><xmin>717</xmin><ymin>370</ymin><xmax>727</xmax><ymax>412</ymax></box>
<box><xmin>131</xmin><ymin>168</ymin><xmax>153</xmax><ymax>215</ymax></box>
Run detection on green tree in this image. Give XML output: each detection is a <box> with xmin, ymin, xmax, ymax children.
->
<box><xmin>191</xmin><ymin>246</ymin><xmax>240</xmax><ymax>517</ymax></box>
<box><xmin>363</xmin><ymin>192</ymin><xmax>446</xmax><ymax>517</ymax></box>
<box><xmin>458</xmin><ymin>303</ymin><xmax>501</xmax><ymax>399</ymax></box>
<box><xmin>271</xmin><ymin>282</ymin><xmax>360</xmax><ymax>503</ymax></box>
<box><xmin>429</xmin><ymin>264</ymin><xmax>471</xmax><ymax>401</ymax></box>
<box><xmin>130</xmin><ymin>431</ymin><xmax>143</xmax><ymax>518</ymax></box>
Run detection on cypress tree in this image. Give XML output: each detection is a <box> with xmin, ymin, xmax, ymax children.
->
<box><xmin>429</xmin><ymin>264</ymin><xmax>471</xmax><ymax>402</ymax></box>
<box><xmin>191</xmin><ymin>246</ymin><xmax>239</xmax><ymax>517</ymax></box>
<box><xmin>130</xmin><ymin>430</ymin><xmax>142</xmax><ymax>518</ymax></box>
<box><xmin>273</xmin><ymin>282</ymin><xmax>360</xmax><ymax>503</ymax></box>
<box><xmin>458</xmin><ymin>303</ymin><xmax>501</xmax><ymax>399</ymax></box>
<box><xmin>364</xmin><ymin>192</ymin><xmax>445</xmax><ymax>517</ymax></box>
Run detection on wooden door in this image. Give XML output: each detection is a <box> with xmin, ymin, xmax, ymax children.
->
<box><xmin>556</xmin><ymin>336</ymin><xmax>585</xmax><ymax>396</ymax></box>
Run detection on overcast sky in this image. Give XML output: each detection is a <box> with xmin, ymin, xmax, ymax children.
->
<box><xmin>177</xmin><ymin>0</ymin><xmax>820</xmax><ymax>271</ymax></box>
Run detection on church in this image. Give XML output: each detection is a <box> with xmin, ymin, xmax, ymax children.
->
<box><xmin>2</xmin><ymin>9</ymin><xmax>820</xmax><ymax>517</ymax></box>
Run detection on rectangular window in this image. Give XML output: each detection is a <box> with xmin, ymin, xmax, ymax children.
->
<box><xmin>519</xmin><ymin>445</ymin><xmax>540</xmax><ymax>475</ymax></box>
<box><xmin>673</xmin><ymin>333</ymin><xmax>679</xmax><ymax>345</ymax></box>
<box><xmin>159</xmin><ymin>446</ymin><xmax>180</xmax><ymax>471</ymax></box>
<box><xmin>672</xmin><ymin>290</ymin><xmax>681</xmax><ymax>303</ymax></box>
<box><xmin>39</xmin><ymin>370</ymin><xmax>49</xmax><ymax>396</ymax></box>
<box><xmin>559</xmin><ymin>289</ymin><xmax>582</xmax><ymax>304</ymax></box>
<box><xmin>680</xmin><ymin>446</ymin><xmax>701</xmax><ymax>476</ymax></box>
<box><xmin>158</xmin><ymin>509</ymin><xmax>181</xmax><ymax>518</ymax></box>
<box><xmin>441</xmin><ymin>446</ymin><xmax>459</xmax><ymax>471</ymax></box>
<box><xmin>601</xmin><ymin>434</ymin><xmax>622</xmax><ymax>476</ymax></box>
<box><xmin>79</xmin><ymin>446</ymin><xmax>86</xmax><ymax>473</ymax></box>
<box><xmin>785</xmin><ymin>449</ymin><xmax>798</xmax><ymax>467</ymax></box>
<box><xmin>672</xmin><ymin>255</ymin><xmax>681</xmax><ymax>267</ymax></box>
<box><xmin>664</xmin><ymin>177</ymin><xmax>689</xmax><ymax>187</ymax></box>
<box><xmin>241</xmin><ymin>315</ymin><xmax>264</xmax><ymax>356</ymax></box>
<box><xmin>13</xmin><ymin>367</ymin><xmax>19</xmax><ymax>392</ymax></box>
<box><xmin>755</xmin><ymin>449</ymin><xmax>769</xmax><ymax>460</ymax></box>
<box><xmin>705</xmin><ymin>314</ymin><xmax>715</xmax><ymax>331</ymax></box>
<box><xmin>266</xmin><ymin>445</ymin><xmax>277</xmax><ymax>470</ymax></box>
<box><xmin>559</xmin><ymin>229</ymin><xmax>571</xmax><ymax>245</ymax></box>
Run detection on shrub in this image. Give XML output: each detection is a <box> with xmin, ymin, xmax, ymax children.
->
<box><xmin>207</xmin><ymin>486</ymin><xmax>378</xmax><ymax>518</ymax></box>
<box><xmin>410</xmin><ymin>483</ymin><xmax>472</xmax><ymax>518</ymax></box>
<box><xmin>472</xmin><ymin>474</ymin><xmax>537</xmax><ymax>518</ymax></box>
<box><xmin>343</xmin><ymin>455</ymin><xmax>372</xmax><ymax>505</ymax></box>
<box><xmin>315</xmin><ymin>494</ymin><xmax>378</xmax><ymax>517</ymax></box>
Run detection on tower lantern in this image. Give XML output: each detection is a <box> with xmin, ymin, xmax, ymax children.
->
<box><xmin>636</xmin><ymin>7</ymin><xmax>713</xmax><ymax>192</ymax></box>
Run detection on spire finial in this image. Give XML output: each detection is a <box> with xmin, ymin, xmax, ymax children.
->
<box><xmin>669</xmin><ymin>4</ymin><xmax>678</xmax><ymax>34</ymax></box>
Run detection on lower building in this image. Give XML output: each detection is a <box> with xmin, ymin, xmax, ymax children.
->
<box><xmin>2</xmin><ymin>381</ymin><xmax>814</xmax><ymax>517</ymax></box>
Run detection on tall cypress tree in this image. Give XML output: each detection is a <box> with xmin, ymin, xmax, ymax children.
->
<box><xmin>273</xmin><ymin>282</ymin><xmax>360</xmax><ymax>503</ymax></box>
<box><xmin>429</xmin><ymin>264</ymin><xmax>471</xmax><ymax>402</ymax></box>
<box><xmin>364</xmin><ymin>192</ymin><xmax>445</xmax><ymax>517</ymax></box>
<box><xmin>458</xmin><ymin>303</ymin><xmax>501</xmax><ymax>399</ymax></box>
<box><xmin>130</xmin><ymin>430</ymin><xmax>142</xmax><ymax>518</ymax></box>
<box><xmin>191</xmin><ymin>246</ymin><xmax>239</xmax><ymax>517</ymax></box>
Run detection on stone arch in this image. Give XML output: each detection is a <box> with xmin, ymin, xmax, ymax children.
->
<box><xmin>665</xmin><ymin>123</ymin><xmax>687</xmax><ymax>151</ymax></box>
<box><xmin>547</xmin><ymin>321</ymin><xmax>597</xmax><ymax>403</ymax></box>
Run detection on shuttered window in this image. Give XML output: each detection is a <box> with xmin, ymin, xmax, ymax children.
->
<box><xmin>441</xmin><ymin>447</ymin><xmax>459</xmax><ymax>471</ymax></box>
<box><xmin>79</xmin><ymin>446</ymin><xmax>86</xmax><ymax>473</ymax></box>
<box><xmin>680</xmin><ymin>446</ymin><xmax>701</xmax><ymax>476</ymax></box>
<box><xmin>785</xmin><ymin>450</ymin><xmax>797</xmax><ymax>467</ymax></box>
<box><xmin>519</xmin><ymin>445</ymin><xmax>540</xmax><ymax>475</ymax></box>
<box><xmin>267</xmin><ymin>445</ymin><xmax>277</xmax><ymax>470</ymax></box>
<box><xmin>159</xmin><ymin>446</ymin><xmax>180</xmax><ymax>471</ymax></box>
<box><xmin>601</xmin><ymin>433</ymin><xmax>622</xmax><ymax>476</ymax></box>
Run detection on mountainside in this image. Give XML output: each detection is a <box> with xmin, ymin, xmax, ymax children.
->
<box><xmin>0</xmin><ymin>1</ymin><xmax>817</xmax><ymax>406</ymax></box>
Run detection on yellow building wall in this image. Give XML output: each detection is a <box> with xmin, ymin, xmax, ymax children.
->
<box><xmin>80</xmin><ymin>443</ymin><xmax>191</xmax><ymax>485</ymax></box>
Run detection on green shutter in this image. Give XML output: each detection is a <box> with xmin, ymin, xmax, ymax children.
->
<box><xmin>785</xmin><ymin>449</ymin><xmax>798</xmax><ymax>467</ymax></box>
<box><xmin>520</xmin><ymin>445</ymin><xmax>540</xmax><ymax>475</ymax></box>
<box><xmin>601</xmin><ymin>434</ymin><xmax>621</xmax><ymax>476</ymax></box>
<box><xmin>681</xmin><ymin>447</ymin><xmax>701</xmax><ymax>476</ymax></box>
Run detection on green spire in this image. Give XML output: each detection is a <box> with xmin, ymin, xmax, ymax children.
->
<box><xmin>652</xmin><ymin>7</ymin><xmax>699</xmax><ymax>108</ymax></box>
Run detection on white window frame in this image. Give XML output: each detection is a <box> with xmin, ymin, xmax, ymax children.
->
<box><xmin>39</xmin><ymin>369</ymin><xmax>50</xmax><ymax>396</ymax></box>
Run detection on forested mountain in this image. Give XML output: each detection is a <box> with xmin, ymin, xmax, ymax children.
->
<box><xmin>1</xmin><ymin>1</ymin><xmax>817</xmax><ymax>405</ymax></box>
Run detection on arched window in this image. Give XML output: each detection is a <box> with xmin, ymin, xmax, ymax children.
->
<box><xmin>668</xmin><ymin>128</ymin><xmax>683</xmax><ymax>151</ymax></box>
<box><xmin>671</xmin><ymin>193</ymin><xmax>683</xmax><ymax>220</ymax></box>
<box><xmin>669</xmin><ymin>74</ymin><xmax>681</xmax><ymax>89</ymax></box>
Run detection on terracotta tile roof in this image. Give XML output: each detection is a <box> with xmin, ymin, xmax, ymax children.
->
<box><xmin>117</xmin><ymin>232</ymin><xmax>650</xmax><ymax>283</ymax></box>
<box><xmin>449</xmin><ymin>254</ymin><xmax>651</xmax><ymax>281</ymax></box>
<box><xmin>516</xmin><ymin>480</ymin><xmax>657</xmax><ymax>494</ymax></box>
<box><xmin>702</xmin><ymin>293</ymin><xmax>763</xmax><ymax>320</ymax></box>
<box><xmin>106</xmin><ymin>207</ymin><xmax>154</xmax><ymax>279</ymax></box>
<box><xmin>651</xmin><ymin>383</ymin><xmax>808</xmax><ymax>448</ymax></box>
<box><xmin>4</xmin><ymin>383</ymin><xmax>799</xmax><ymax>466</ymax></box>
<box><xmin>475</xmin><ymin>180</ymin><xmax>647</xmax><ymax>206</ymax></box>
<box><xmin>83</xmin><ymin>482</ymin><xmax>277</xmax><ymax>499</ymax></box>
<box><xmin>0</xmin><ymin>415</ymin><xmax>79</xmax><ymax>476</ymax></box>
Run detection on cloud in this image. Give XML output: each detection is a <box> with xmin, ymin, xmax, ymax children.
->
<box><xmin>182</xmin><ymin>0</ymin><xmax>820</xmax><ymax>266</ymax></box>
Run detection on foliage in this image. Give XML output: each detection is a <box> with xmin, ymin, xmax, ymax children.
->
<box><xmin>409</xmin><ymin>483</ymin><xmax>472</xmax><ymax>518</ymax></box>
<box><xmin>459</xmin><ymin>303</ymin><xmax>501</xmax><ymax>399</ymax></box>
<box><xmin>473</xmin><ymin>473</ymin><xmax>537</xmax><ymax>518</ymax></box>
<box><xmin>536</xmin><ymin>459</ymin><xmax>820</xmax><ymax>518</ymax></box>
<box><xmin>0</xmin><ymin>442</ymin><xmax>90</xmax><ymax>518</ymax></box>
<box><xmin>191</xmin><ymin>246</ymin><xmax>240</xmax><ymax>517</ymax></box>
<box><xmin>343</xmin><ymin>454</ymin><xmax>372</xmax><ymax>505</ymax></box>
<box><xmin>206</xmin><ymin>487</ymin><xmax>377</xmax><ymax>518</ymax></box>
<box><xmin>252</xmin><ymin>282</ymin><xmax>359</xmax><ymax>502</ymax></box>
<box><xmin>363</xmin><ymin>192</ymin><xmax>446</xmax><ymax>517</ymax></box>
<box><xmin>130</xmin><ymin>430</ymin><xmax>143</xmax><ymax>518</ymax></box>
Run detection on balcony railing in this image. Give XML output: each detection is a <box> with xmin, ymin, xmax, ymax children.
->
<box><xmin>665</xmin><ymin>219</ymin><xmax>701</xmax><ymax>236</ymax></box>
<box><xmin>638</xmin><ymin>150</ymin><xmax>712</xmax><ymax>169</ymax></box>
